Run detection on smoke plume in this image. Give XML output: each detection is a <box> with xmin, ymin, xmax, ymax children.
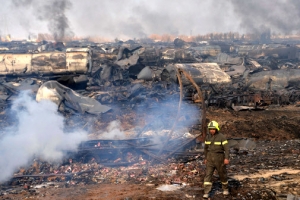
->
<box><xmin>11</xmin><ymin>0</ymin><xmax>73</xmax><ymax>41</ymax></box>
<box><xmin>0</xmin><ymin>91</ymin><xmax>87</xmax><ymax>182</ymax></box>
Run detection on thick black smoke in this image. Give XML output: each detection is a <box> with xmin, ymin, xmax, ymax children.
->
<box><xmin>12</xmin><ymin>0</ymin><xmax>73</xmax><ymax>41</ymax></box>
<box><xmin>231</xmin><ymin>0</ymin><xmax>300</xmax><ymax>35</ymax></box>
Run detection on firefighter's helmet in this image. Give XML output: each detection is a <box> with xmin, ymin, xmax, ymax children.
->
<box><xmin>208</xmin><ymin>121</ymin><xmax>220</xmax><ymax>131</ymax></box>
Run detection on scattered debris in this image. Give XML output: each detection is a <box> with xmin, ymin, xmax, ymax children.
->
<box><xmin>36</xmin><ymin>81</ymin><xmax>111</xmax><ymax>114</ymax></box>
<box><xmin>156</xmin><ymin>184</ymin><xmax>185</xmax><ymax>191</ymax></box>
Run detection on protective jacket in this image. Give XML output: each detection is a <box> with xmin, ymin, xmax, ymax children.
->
<box><xmin>204</xmin><ymin>132</ymin><xmax>229</xmax><ymax>159</ymax></box>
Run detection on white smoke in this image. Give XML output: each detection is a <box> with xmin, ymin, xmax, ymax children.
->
<box><xmin>99</xmin><ymin>120</ymin><xmax>126</xmax><ymax>140</ymax></box>
<box><xmin>134</xmin><ymin>94</ymin><xmax>200</xmax><ymax>146</ymax></box>
<box><xmin>0</xmin><ymin>91</ymin><xmax>88</xmax><ymax>182</ymax></box>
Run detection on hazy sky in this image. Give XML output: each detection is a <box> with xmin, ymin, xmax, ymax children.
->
<box><xmin>0</xmin><ymin>0</ymin><xmax>299</xmax><ymax>40</ymax></box>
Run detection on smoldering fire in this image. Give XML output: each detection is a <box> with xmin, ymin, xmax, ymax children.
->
<box><xmin>0</xmin><ymin>91</ymin><xmax>87</xmax><ymax>182</ymax></box>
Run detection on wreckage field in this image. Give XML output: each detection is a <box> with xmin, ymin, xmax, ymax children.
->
<box><xmin>1</xmin><ymin>106</ymin><xmax>300</xmax><ymax>200</ymax></box>
<box><xmin>1</xmin><ymin>38</ymin><xmax>300</xmax><ymax>200</ymax></box>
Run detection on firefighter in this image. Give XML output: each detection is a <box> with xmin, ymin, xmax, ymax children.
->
<box><xmin>203</xmin><ymin>120</ymin><xmax>229</xmax><ymax>198</ymax></box>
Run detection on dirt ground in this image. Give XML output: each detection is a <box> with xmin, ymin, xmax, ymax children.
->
<box><xmin>2</xmin><ymin>105</ymin><xmax>300</xmax><ymax>200</ymax></box>
<box><xmin>207</xmin><ymin>105</ymin><xmax>300</xmax><ymax>140</ymax></box>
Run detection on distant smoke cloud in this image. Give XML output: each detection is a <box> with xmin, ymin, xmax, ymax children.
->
<box><xmin>0</xmin><ymin>92</ymin><xmax>87</xmax><ymax>183</ymax></box>
<box><xmin>3</xmin><ymin>0</ymin><xmax>298</xmax><ymax>40</ymax></box>
<box><xmin>5</xmin><ymin>0</ymin><xmax>237</xmax><ymax>40</ymax></box>
<box><xmin>69</xmin><ymin>0</ymin><xmax>235</xmax><ymax>39</ymax></box>
<box><xmin>231</xmin><ymin>0</ymin><xmax>300</xmax><ymax>34</ymax></box>
<box><xmin>11</xmin><ymin>0</ymin><xmax>73</xmax><ymax>41</ymax></box>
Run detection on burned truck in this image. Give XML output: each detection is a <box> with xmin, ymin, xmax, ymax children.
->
<box><xmin>0</xmin><ymin>47</ymin><xmax>92</xmax><ymax>76</ymax></box>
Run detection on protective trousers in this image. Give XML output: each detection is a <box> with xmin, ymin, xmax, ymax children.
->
<box><xmin>203</xmin><ymin>152</ymin><xmax>228</xmax><ymax>194</ymax></box>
